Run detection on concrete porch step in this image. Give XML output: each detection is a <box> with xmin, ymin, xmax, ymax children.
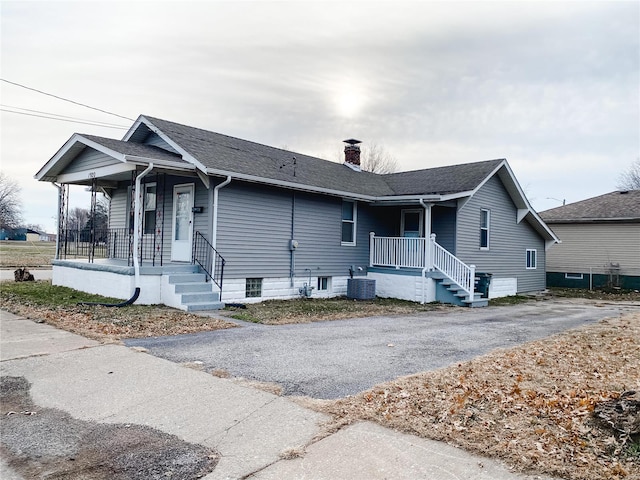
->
<box><xmin>185</xmin><ymin>301</ymin><xmax>225</xmax><ymax>312</ymax></box>
<box><xmin>167</xmin><ymin>273</ymin><xmax>207</xmax><ymax>284</ymax></box>
<box><xmin>165</xmin><ymin>269</ymin><xmax>224</xmax><ymax>311</ymax></box>
<box><xmin>181</xmin><ymin>292</ymin><xmax>220</xmax><ymax>304</ymax></box>
<box><xmin>174</xmin><ymin>282</ymin><xmax>213</xmax><ymax>293</ymax></box>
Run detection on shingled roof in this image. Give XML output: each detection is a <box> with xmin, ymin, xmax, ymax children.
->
<box><xmin>540</xmin><ymin>190</ymin><xmax>640</xmax><ymax>223</ymax></box>
<box><xmin>135</xmin><ymin>116</ymin><xmax>504</xmax><ymax>199</ymax></box>
<box><xmin>383</xmin><ymin>159</ymin><xmax>504</xmax><ymax>195</ymax></box>
<box><xmin>140</xmin><ymin>116</ymin><xmax>395</xmax><ymax>197</ymax></box>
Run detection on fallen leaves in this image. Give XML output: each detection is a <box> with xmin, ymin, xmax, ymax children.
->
<box><xmin>315</xmin><ymin>313</ymin><xmax>640</xmax><ymax>480</ymax></box>
<box><xmin>0</xmin><ymin>300</ymin><xmax>235</xmax><ymax>342</ymax></box>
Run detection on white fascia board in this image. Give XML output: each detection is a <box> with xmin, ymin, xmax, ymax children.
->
<box><xmin>34</xmin><ymin>133</ymin><xmax>126</xmax><ymax>181</ymax></box>
<box><xmin>123</xmin><ymin>155</ymin><xmax>196</xmax><ymax>172</ymax></box>
<box><xmin>135</xmin><ymin>116</ymin><xmax>209</xmax><ymax>175</ymax></box>
<box><xmin>57</xmin><ymin>162</ymin><xmax>137</xmax><ymax>184</ymax></box>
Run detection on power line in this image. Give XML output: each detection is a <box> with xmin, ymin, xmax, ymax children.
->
<box><xmin>1</xmin><ymin>108</ymin><xmax>129</xmax><ymax>129</ymax></box>
<box><xmin>0</xmin><ymin>78</ymin><xmax>135</xmax><ymax>121</ymax></box>
<box><xmin>0</xmin><ymin>104</ymin><xmax>129</xmax><ymax>128</ymax></box>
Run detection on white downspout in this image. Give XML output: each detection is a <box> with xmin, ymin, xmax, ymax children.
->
<box><xmin>133</xmin><ymin>163</ymin><xmax>153</xmax><ymax>290</ymax></box>
<box><xmin>419</xmin><ymin>198</ymin><xmax>432</xmax><ymax>304</ymax></box>
<box><xmin>212</xmin><ymin>176</ymin><xmax>232</xmax><ymax>250</ymax></box>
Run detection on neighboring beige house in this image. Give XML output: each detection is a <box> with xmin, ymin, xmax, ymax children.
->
<box><xmin>540</xmin><ymin>190</ymin><xmax>640</xmax><ymax>290</ymax></box>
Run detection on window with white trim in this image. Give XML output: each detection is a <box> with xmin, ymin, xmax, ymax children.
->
<box><xmin>565</xmin><ymin>273</ymin><xmax>584</xmax><ymax>279</ymax></box>
<box><xmin>341</xmin><ymin>201</ymin><xmax>357</xmax><ymax>245</ymax></box>
<box><xmin>317</xmin><ymin>276</ymin><xmax>330</xmax><ymax>291</ymax></box>
<box><xmin>480</xmin><ymin>209</ymin><xmax>490</xmax><ymax>250</ymax></box>
<box><xmin>526</xmin><ymin>249</ymin><xmax>537</xmax><ymax>269</ymax></box>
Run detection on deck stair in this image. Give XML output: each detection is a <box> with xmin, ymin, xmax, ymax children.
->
<box><xmin>433</xmin><ymin>273</ymin><xmax>489</xmax><ymax>308</ymax></box>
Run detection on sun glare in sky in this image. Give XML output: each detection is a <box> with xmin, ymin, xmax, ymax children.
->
<box><xmin>333</xmin><ymin>82</ymin><xmax>367</xmax><ymax>118</ymax></box>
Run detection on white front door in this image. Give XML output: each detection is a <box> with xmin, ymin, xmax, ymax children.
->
<box><xmin>171</xmin><ymin>183</ymin><xmax>194</xmax><ymax>262</ymax></box>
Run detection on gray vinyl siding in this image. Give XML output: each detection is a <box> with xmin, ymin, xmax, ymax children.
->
<box><xmin>62</xmin><ymin>148</ymin><xmax>120</xmax><ymax>174</ymax></box>
<box><xmin>143</xmin><ymin>134</ymin><xmax>180</xmax><ymax>154</ymax></box>
<box><xmin>215</xmin><ymin>183</ymin><xmax>379</xmax><ymax>279</ymax></box>
<box><xmin>216</xmin><ymin>183</ymin><xmax>293</xmax><ymax>279</ymax></box>
<box><xmin>546</xmin><ymin>223</ymin><xmax>640</xmax><ymax>277</ymax></box>
<box><xmin>456</xmin><ymin>175</ymin><xmax>546</xmax><ymax>292</ymax></box>
<box><xmin>109</xmin><ymin>186</ymin><xmax>128</xmax><ymax>229</ymax></box>
<box><xmin>432</xmin><ymin>206</ymin><xmax>456</xmax><ymax>254</ymax></box>
<box><xmin>293</xmin><ymin>193</ymin><xmax>379</xmax><ymax>276</ymax></box>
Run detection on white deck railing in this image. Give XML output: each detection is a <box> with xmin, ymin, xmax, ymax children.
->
<box><xmin>430</xmin><ymin>236</ymin><xmax>475</xmax><ymax>297</ymax></box>
<box><xmin>369</xmin><ymin>234</ymin><xmax>427</xmax><ymax>269</ymax></box>
<box><xmin>369</xmin><ymin>233</ymin><xmax>475</xmax><ymax>297</ymax></box>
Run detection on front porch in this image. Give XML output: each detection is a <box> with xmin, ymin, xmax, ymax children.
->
<box><xmin>368</xmin><ymin>233</ymin><xmax>488</xmax><ymax>307</ymax></box>
<box><xmin>54</xmin><ymin>224</ymin><xmax>226</xmax><ymax>311</ymax></box>
<box><xmin>52</xmin><ymin>257</ymin><xmax>224</xmax><ymax>311</ymax></box>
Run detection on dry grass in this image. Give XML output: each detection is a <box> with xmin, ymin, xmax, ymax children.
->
<box><xmin>307</xmin><ymin>313</ymin><xmax>640</xmax><ymax>480</ymax></box>
<box><xmin>0</xmin><ymin>241</ymin><xmax>56</xmax><ymax>267</ymax></box>
<box><xmin>223</xmin><ymin>296</ymin><xmax>452</xmax><ymax>324</ymax></box>
<box><xmin>0</xmin><ymin>281</ymin><xmax>235</xmax><ymax>342</ymax></box>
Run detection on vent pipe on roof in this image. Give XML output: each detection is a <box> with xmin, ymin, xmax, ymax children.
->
<box><xmin>343</xmin><ymin>139</ymin><xmax>362</xmax><ymax>170</ymax></box>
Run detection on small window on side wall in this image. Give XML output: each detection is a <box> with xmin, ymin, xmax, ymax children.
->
<box><xmin>341</xmin><ymin>201</ymin><xmax>357</xmax><ymax>246</ymax></box>
<box><xmin>526</xmin><ymin>249</ymin><xmax>537</xmax><ymax>269</ymax></box>
<box><xmin>245</xmin><ymin>278</ymin><xmax>262</xmax><ymax>298</ymax></box>
<box><xmin>480</xmin><ymin>209</ymin><xmax>490</xmax><ymax>250</ymax></box>
<box><xmin>317</xmin><ymin>276</ymin><xmax>330</xmax><ymax>291</ymax></box>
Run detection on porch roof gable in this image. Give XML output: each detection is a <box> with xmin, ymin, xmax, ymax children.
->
<box><xmin>34</xmin><ymin>133</ymin><xmax>192</xmax><ymax>183</ymax></box>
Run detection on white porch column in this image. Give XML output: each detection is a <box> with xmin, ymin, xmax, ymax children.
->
<box><xmin>419</xmin><ymin>200</ymin><xmax>433</xmax><ymax>270</ymax></box>
<box><xmin>369</xmin><ymin>231</ymin><xmax>375</xmax><ymax>267</ymax></box>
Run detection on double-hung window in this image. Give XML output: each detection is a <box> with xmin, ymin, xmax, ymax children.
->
<box><xmin>480</xmin><ymin>209</ymin><xmax>490</xmax><ymax>250</ymax></box>
<box><xmin>341</xmin><ymin>201</ymin><xmax>357</xmax><ymax>245</ymax></box>
<box><xmin>526</xmin><ymin>249</ymin><xmax>537</xmax><ymax>269</ymax></box>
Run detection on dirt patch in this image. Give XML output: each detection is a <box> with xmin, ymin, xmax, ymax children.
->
<box><xmin>0</xmin><ymin>376</ymin><xmax>218</xmax><ymax>479</ymax></box>
<box><xmin>306</xmin><ymin>313</ymin><xmax>640</xmax><ymax>480</ymax></box>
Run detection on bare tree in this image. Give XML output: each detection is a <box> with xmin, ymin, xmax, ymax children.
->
<box><xmin>616</xmin><ymin>158</ymin><xmax>640</xmax><ymax>190</ymax></box>
<box><xmin>67</xmin><ymin>207</ymin><xmax>89</xmax><ymax>231</ymax></box>
<box><xmin>360</xmin><ymin>144</ymin><xmax>399</xmax><ymax>174</ymax></box>
<box><xmin>0</xmin><ymin>172</ymin><xmax>23</xmax><ymax>229</ymax></box>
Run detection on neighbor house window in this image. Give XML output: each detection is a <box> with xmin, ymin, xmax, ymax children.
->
<box><xmin>341</xmin><ymin>201</ymin><xmax>357</xmax><ymax>245</ymax></box>
<box><xmin>526</xmin><ymin>249</ymin><xmax>537</xmax><ymax>269</ymax></box>
<box><xmin>480</xmin><ymin>209</ymin><xmax>490</xmax><ymax>249</ymax></box>
<box><xmin>143</xmin><ymin>183</ymin><xmax>157</xmax><ymax>235</ymax></box>
<box><xmin>565</xmin><ymin>273</ymin><xmax>584</xmax><ymax>279</ymax></box>
<box><xmin>245</xmin><ymin>278</ymin><xmax>263</xmax><ymax>298</ymax></box>
<box><xmin>317</xmin><ymin>276</ymin><xmax>330</xmax><ymax>291</ymax></box>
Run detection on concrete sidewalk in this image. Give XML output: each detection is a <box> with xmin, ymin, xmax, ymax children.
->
<box><xmin>0</xmin><ymin>311</ymin><xmax>557</xmax><ymax>479</ymax></box>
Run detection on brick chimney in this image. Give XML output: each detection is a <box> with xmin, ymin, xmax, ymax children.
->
<box><xmin>343</xmin><ymin>139</ymin><xmax>362</xmax><ymax>169</ymax></box>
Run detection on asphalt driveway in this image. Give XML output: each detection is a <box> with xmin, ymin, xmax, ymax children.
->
<box><xmin>125</xmin><ymin>299</ymin><xmax>639</xmax><ymax>399</ymax></box>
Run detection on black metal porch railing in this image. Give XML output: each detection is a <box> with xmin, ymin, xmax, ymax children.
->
<box><xmin>57</xmin><ymin>228</ymin><xmax>159</xmax><ymax>265</ymax></box>
<box><xmin>192</xmin><ymin>231</ymin><xmax>225</xmax><ymax>297</ymax></box>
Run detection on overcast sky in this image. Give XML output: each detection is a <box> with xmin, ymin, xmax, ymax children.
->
<box><xmin>1</xmin><ymin>0</ymin><xmax>638</xmax><ymax>233</ymax></box>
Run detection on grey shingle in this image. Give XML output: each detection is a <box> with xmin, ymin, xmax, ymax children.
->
<box><xmin>382</xmin><ymin>159</ymin><xmax>505</xmax><ymax>195</ymax></box>
<box><xmin>540</xmin><ymin>190</ymin><xmax>640</xmax><ymax>223</ymax></box>
<box><xmin>141</xmin><ymin>116</ymin><xmax>503</xmax><ymax>197</ymax></box>
<box><xmin>81</xmin><ymin>135</ymin><xmax>187</xmax><ymax>164</ymax></box>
